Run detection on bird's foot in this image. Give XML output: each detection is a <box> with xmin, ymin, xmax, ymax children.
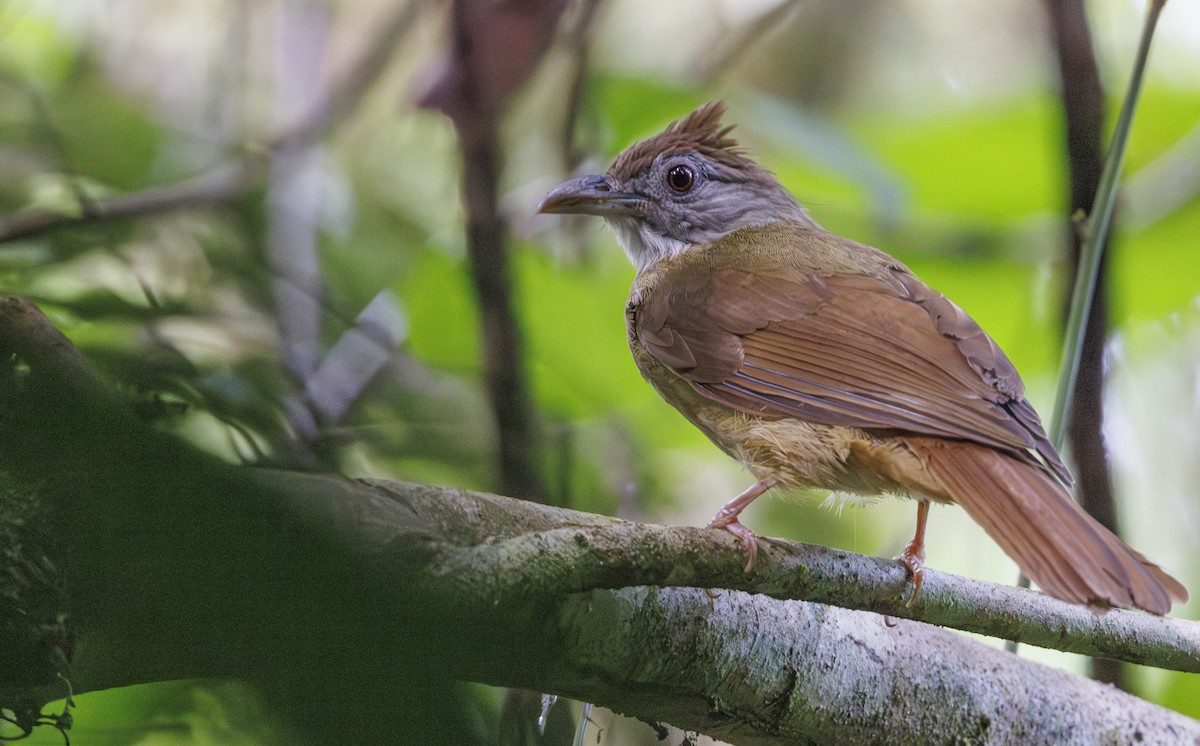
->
<box><xmin>895</xmin><ymin>541</ymin><xmax>926</xmax><ymax>607</ymax></box>
<box><xmin>704</xmin><ymin>479</ymin><xmax>775</xmax><ymax>572</ymax></box>
<box><xmin>706</xmin><ymin>514</ymin><xmax>760</xmax><ymax>572</ymax></box>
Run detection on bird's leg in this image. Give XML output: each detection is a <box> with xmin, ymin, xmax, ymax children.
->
<box><xmin>896</xmin><ymin>500</ymin><xmax>929</xmax><ymax>607</ymax></box>
<box><xmin>706</xmin><ymin>478</ymin><xmax>777</xmax><ymax>571</ymax></box>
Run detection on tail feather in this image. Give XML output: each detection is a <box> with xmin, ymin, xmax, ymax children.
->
<box><xmin>903</xmin><ymin>437</ymin><xmax>1188</xmax><ymax>615</ymax></box>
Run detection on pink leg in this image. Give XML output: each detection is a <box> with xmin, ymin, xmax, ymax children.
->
<box><xmin>706</xmin><ymin>478</ymin><xmax>777</xmax><ymax>571</ymax></box>
<box><xmin>895</xmin><ymin>500</ymin><xmax>929</xmax><ymax>607</ymax></box>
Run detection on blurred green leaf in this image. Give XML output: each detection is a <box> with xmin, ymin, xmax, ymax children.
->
<box><xmin>851</xmin><ymin>98</ymin><xmax>1062</xmax><ymax>220</ymax></box>
<box><xmin>1122</xmin><ymin>87</ymin><xmax>1200</xmax><ymax>172</ymax></box>
<box><xmin>20</xmin><ymin>682</ymin><xmax>295</xmax><ymax>746</ymax></box>
<box><xmin>0</xmin><ymin>7</ymin><xmax>76</xmax><ymax>87</ymax></box>
<box><xmin>50</xmin><ymin>67</ymin><xmax>164</xmax><ymax>191</ymax></box>
<box><xmin>742</xmin><ymin>93</ymin><xmax>908</xmax><ymax>226</ymax></box>
<box><xmin>1160</xmin><ymin>668</ymin><xmax>1200</xmax><ymax>721</ymax></box>
<box><xmin>1116</xmin><ymin>203</ymin><xmax>1200</xmax><ymax>323</ymax></box>
<box><xmin>397</xmin><ymin>248</ymin><xmax>480</xmax><ymax>373</ymax></box>
<box><xmin>591</xmin><ymin>75</ymin><xmax>702</xmax><ymax>155</ymax></box>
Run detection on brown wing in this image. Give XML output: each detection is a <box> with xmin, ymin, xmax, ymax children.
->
<box><xmin>634</xmin><ymin>255</ymin><xmax>1071</xmax><ymax>483</ymax></box>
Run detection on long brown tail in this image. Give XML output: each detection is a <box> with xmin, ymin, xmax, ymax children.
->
<box><xmin>903</xmin><ymin>437</ymin><xmax>1188</xmax><ymax>615</ymax></box>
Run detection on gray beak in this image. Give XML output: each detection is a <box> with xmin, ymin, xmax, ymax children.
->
<box><xmin>536</xmin><ymin>175</ymin><xmax>647</xmax><ymax>218</ymax></box>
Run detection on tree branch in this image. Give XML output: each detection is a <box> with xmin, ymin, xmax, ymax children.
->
<box><xmin>3</xmin><ymin>294</ymin><xmax>1198</xmax><ymax>744</ymax></box>
<box><xmin>351</xmin><ymin>478</ymin><xmax>1199</xmax><ymax>674</ymax></box>
<box><xmin>527</xmin><ymin>588</ymin><xmax>1191</xmax><ymax>745</ymax></box>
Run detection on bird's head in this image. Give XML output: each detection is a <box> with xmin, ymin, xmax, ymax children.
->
<box><xmin>538</xmin><ymin>101</ymin><xmax>814</xmax><ymax>272</ymax></box>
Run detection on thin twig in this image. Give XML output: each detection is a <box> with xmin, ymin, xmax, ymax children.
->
<box><xmin>697</xmin><ymin>0</ymin><xmax>803</xmax><ymax>84</ymax></box>
<box><xmin>425</xmin><ymin>0</ymin><xmax>568</xmax><ymax>502</ymax></box>
<box><xmin>458</xmin><ymin>126</ymin><xmax>550</xmax><ymax>502</ymax></box>
<box><xmin>275</xmin><ymin>0</ymin><xmax>427</xmax><ymax>150</ymax></box>
<box><xmin>557</xmin><ymin>0</ymin><xmax>603</xmax><ymax>176</ymax></box>
<box><xmin>1041</xmin><ymin>0</ymin><xmax>1127</xmax><ymax>687</ymax></box>
<box><xmin>0</xmin><ymin>158</ymin><xmax>260</xmax><ymax>243</ymax></box>
<box><xmin>1011</xmin><ymin>0</ymin><xmax>1170</xmax><ymax>665</ymax></box>
<box><xmin>1048</xmin><ymin>0</ymin><xmax>1167</xmax><ymax>444</ymax></box>
<box><xmin>551</xmin><ymin>0</ymin><xmax>603</xmax><ymax>263</ymax></box>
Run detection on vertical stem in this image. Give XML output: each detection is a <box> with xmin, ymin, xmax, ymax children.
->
<box><xmin>421</xmin><ymin>0</ymin><xmax>568</xmax><ymax>503</ymax></box>
<box><xmin>1034</xmin><ymin>0</ymin><xmax>1167</xmax><ymax>683</ymax></box>
<box><xmin>458</xmin><ymin>123</ymin><xmax>550</xmax><ymax>503</ymax></box>
<box><xmin>267</xmin><ymin>0</ymin><xmax>331</xmax><ymax>463</ymax></box>
<box><xmin>1047</xmin><ymin>0</ymin><xmax>1166</xmax><ymax>447</ymax></box>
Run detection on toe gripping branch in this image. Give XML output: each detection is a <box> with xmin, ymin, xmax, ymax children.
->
<box><xmin>705</xmin><ymin>479</ymin><xmax>776</xmax><ymax>572</ymax></box>
<box><xmin>895</xmin><ymin>501</ymin><xmax>929</xmax><ymax>607</ymax></box>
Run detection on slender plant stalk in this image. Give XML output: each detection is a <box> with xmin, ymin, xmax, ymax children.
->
<box><xmin>1047</xmin><ymin>0</ymin><xmax>1166</xmax><ymax>449</ymax></box>
<box><xmin>1009</xmin><ymin>0</ymin><xmax>1168</xmax><ymax>655</ymax></box>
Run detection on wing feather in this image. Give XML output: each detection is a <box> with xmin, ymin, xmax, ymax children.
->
<box><xmin>633</xmin><ymin>241</ymin><xmax>1070</xmax><ymax>482</ymax></box>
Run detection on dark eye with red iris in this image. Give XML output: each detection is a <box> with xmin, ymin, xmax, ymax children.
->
<box><xmin>667</xmin><ymin>164</ymin><xmax>695</xmax><ymax>192</ymax></box>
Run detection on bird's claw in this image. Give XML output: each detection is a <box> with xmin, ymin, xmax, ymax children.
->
<box><xmin>707</xmin><ymin>515</ymin><xmax>760</xmax><ymax>572</ymax></box>
<box><xmin>895</xmin><ymin>541</ymin><xmax>926</xmax><ymax>607</ymax></box>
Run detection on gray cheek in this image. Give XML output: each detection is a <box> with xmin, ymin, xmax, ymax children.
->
<box><xmin>685</xmin><ymin>196</ymin><xmax>747</xmax><ymax>234</ymax></box>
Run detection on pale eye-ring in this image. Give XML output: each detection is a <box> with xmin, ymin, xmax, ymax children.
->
<box><xmin>666</xmin><ymin>164</ymin><xmax>695</xmax><ymax>192</ymax></box>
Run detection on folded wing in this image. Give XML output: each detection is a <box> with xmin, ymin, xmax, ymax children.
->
<box><xmin>633</xmin><ymin>245</ymin><xmax>1068</xmax><ymax>482</ymax></box>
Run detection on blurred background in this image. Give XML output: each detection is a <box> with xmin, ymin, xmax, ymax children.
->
<box><xmin>1</xmin><ymin>0</ymin><xmax>1197</xmax><ymax>743</ymax></box>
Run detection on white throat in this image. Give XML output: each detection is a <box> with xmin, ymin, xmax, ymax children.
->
<box><xmin>607</xmin><ymin>217</ymin><xmax>690</xmax><ymax>274</ymax></box>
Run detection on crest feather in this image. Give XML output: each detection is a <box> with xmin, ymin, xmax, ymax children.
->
<box><xmin>609</xmin><ymin>101</ymin><xmax>754</xmax><ymax>182</ymax></box>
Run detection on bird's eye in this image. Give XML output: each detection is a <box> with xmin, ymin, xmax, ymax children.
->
<box><xmin>666</xmin><ymin>164</ymin><xmax>695</xmax><ymax>192</ymax></box>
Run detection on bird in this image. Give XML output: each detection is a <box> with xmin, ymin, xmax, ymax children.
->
<box><xmin>537</xmin><ymin>100</ymin><xmax>1188</xmax><ymax>614</ymax></box>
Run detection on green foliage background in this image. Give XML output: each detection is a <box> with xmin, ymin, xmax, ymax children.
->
<box><xmin>1</xmin><ymin>0</ymin><xmax>1197</xmax><ymax>742</ymax></box>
